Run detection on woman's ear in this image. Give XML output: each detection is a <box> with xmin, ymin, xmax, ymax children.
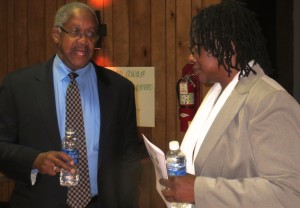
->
<box><xmin>52</xmin><ymin>27</ymin><xmax>60</xmax><ymax>43</ymax></box>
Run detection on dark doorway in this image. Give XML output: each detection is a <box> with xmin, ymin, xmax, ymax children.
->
<box><xmin>239</xmin><ymin>0</ymin><xmax>294</xmax><ymax>95</ymax></box>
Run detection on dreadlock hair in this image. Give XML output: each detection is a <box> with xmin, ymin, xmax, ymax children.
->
<box><xmin>190</xmin><ymin>0</ymin><xmax>271</xmax><ymax>78</ymax></box>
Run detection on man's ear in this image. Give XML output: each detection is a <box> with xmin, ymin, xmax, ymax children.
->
<box><xmin>52</xmin><ymin>27</ymin><xmax>60</xmax><ymax>43</ymax></box>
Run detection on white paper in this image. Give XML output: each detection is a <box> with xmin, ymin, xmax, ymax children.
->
<box><xmin>142</xmin><ymin>134</ymin><xmax>171</xmax><ymax>208</ymax></box>
<box><xmin>108</xmin><ymin>67</ymin><xmax>155</xmax><ymax>127</ymax></box>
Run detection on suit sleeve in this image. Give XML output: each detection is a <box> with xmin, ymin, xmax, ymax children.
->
<box><xmin>0</xmin><ymin>75</ymin><xmax>40</xmax><ymax>185</ymax></box>
<box><xmin>118</xmin><ymin>81</ymin><xmax>141</xmax><ymax>207</ymax></box>
<box><xmin>194</xmin><ymin>90</ymin><xmax>300</xmax><ymax>208</ymax></box>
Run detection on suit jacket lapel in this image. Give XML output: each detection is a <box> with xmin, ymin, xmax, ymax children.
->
<box><xmin>94</xmin><ymin>64</ymin><xmax>113</xmax><ymax>128</ymax></box>
<box><xmin>195</xmin><ymin>65</ymin><xmax>265</xmax><ymax>174</ymax></box>
<box><xmin>32</xmin><ymin>58</ymin><xmax>61</xmax><ymax>149</ymax></box>
<box><xmin>93</xmin><ymin>64</ymin><xmax>114</xmax><ymax>161</ymax></box>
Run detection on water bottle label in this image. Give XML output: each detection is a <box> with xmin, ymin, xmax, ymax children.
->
<box><xmin>167</xmin><ymin>168</ymin><xmax>186</xmax><ymax>176</ymax></box>
<box><xmin>166</xmin><ymin>162</ymin><xmax>186</xmax><ymax>176</ymax></box>
<box><xmin>63</xmin><ymin>149</ymin><xmax>79</xmax><ymax>165</ymax></box>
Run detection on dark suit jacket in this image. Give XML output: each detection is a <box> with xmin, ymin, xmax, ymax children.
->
<box><xmin>0</xmin><ymin>57</ymin><xmax>141</xmax><ymax>208</ymax></box>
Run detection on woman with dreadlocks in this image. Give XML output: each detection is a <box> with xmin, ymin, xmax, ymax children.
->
<box><xmin>160</xmin><ymin>1</ymin><xmax>300</xmax><ymax>207</ymax></box>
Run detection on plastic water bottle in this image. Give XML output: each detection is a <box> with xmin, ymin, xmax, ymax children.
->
<box><xmin>166</xmin><ymin>141</ymin><xmax>189</xmax><ymax>208</ymax></box>
<box><xmin>60</xmin><ymin>128</ymin><xmax>80</xmax><ymax>186</ymax></box>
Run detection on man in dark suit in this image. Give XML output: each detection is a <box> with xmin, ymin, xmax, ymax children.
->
<box><xmin>0</xmin><ymin>2</ymin><xmax>140</xmax><ymax>208</ymax></box>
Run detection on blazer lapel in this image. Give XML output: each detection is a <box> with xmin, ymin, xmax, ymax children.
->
<box><xmin>32</xmin><ymin>58</ymin><xmax>61</xmax><ymax>149</ymax></box>
<box><xmin>195</xmin><ymin>65</ymin><xmax>264</xmax><ymax>174</ymax></box>
<box><xmin>195</xmin><ymin>90</ymin><xmax>247</xmax><ymax>173</ymax></box>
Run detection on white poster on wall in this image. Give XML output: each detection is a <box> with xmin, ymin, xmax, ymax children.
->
<box><xmin>108</xmin><ymin>67</ymin><xmax>155</xmax><ymax>127</ymax></box>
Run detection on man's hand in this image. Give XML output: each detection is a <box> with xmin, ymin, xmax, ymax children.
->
<box><xmin>33</xmin><ymin>151</ymin><xmax>75</xmax><ymax>176</ymax></box>
<box><xmin>159</xmin><ymin>174</ymin><xmax>196</xmax><ymax>204</ymax></box>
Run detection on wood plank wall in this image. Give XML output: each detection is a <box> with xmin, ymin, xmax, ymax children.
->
<box><xmin>0</xmin><ymin>0</ymin><xmax>220</xmax><ymax>207</ymax></box>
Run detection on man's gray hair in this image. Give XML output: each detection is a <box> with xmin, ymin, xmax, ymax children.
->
<box><xmin>54</xmin><ymin>2</ymin><xmax>98</xmax><ymax>28</ymax></box>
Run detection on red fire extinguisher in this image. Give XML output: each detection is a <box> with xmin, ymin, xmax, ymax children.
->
<box><xmin>176</xmin><ymin>62</ymin><xmax>201</xmax><ymax>132</ymax></box>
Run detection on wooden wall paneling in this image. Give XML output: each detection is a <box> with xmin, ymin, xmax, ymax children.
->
<box><xmin>166</xmin><ymin>0</ymin><xmax>178</xmax><ymax>149</ymax></box>
<box><xmin>66</xmin><ymin>0</ymin><xmax>76</xmax><ymax>3</ymax></box>
<box><xmin>150</xmin><ymin>1</ymin><xmax>168</xmax><ymax>207</ymax></box>
<box><xmin>45</xmin><ymin>0</ymin><xmax>57</xmax><ymax>60</ymax></box>
<box><xmin>14</xmin><ymin>0</ymin><xmax>28</xmax><ymax>70</ymax></box>
<box><xmin>151</xmin><ymin>0</ymin><xmax>167</xmax><ymax>163</ymax></box>
<box><xmin>0</xmin><ymin>0</ymin><xmax>8</xmax><ymax>81</ymax></box>
<box><xmin>112</xmin><ymin>0</ymin><xmax>130</xmax><ymax>67</ymax></box>
<box><xmin>102</xmin><ymin>0</ymin><xmax>113</xmax><ymax>67</ymax></box>
<box><xmin>129</xmin><ymin>0</ymin><xmax>150</xmax><ymax>67</ymax></box>
<box><xmin>137</xmin><ymin>158</ymin><xmax>151</xmax><ymax>208</ymax></box>
<box><xmin>7</xmin><ymin>0</ymin><xmax>15</xmax><ymax>74</ymax></box>
<box><xmin>57</xmin><ymin>0</ymin><xmax>66</xmax><ymax>9</ymax></box>
<box><xmin>128</xmin><ymin>2</ymin><xmax>155</xmax><ymax>207</ymax></box>
<box><xmin>202</xmin><ymin>0</ymin><xmax>221</xmax><ymax>8</ymax></box>
<box><xmin>28</xmin><ymin>0</ymin><xmax>45</xmax><ymax>65</ymax></box>
<box><xmin>175</xmin><ymin>0</ymin><xmax>192</xmax><ymax>141</ymax></box>
<box><xmin>192</xmin><ymin>0</ymin><xmax>202</xmax><ymax>14</ymax></box>
<box><xmin>129</xmin><ymin>0</ymin><xmax>152</xmax><ymax>141</ymax></box>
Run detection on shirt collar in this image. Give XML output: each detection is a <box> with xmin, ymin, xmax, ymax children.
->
<box><xmin>53</xmin><ymin>55</ymin><xmax>92</xmax><ymax>82</ymax></box>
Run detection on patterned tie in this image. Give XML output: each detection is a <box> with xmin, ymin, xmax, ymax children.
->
<box><xmin>65</xmin><ymin>72</ymin><xmax>91</xmax><ymax>207</ymax></box>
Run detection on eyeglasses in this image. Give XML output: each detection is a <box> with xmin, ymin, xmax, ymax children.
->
<box><xmin>58</xmin><ymin>26</ymin><xmax>99</xmax><ymax>41</ymax></box>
